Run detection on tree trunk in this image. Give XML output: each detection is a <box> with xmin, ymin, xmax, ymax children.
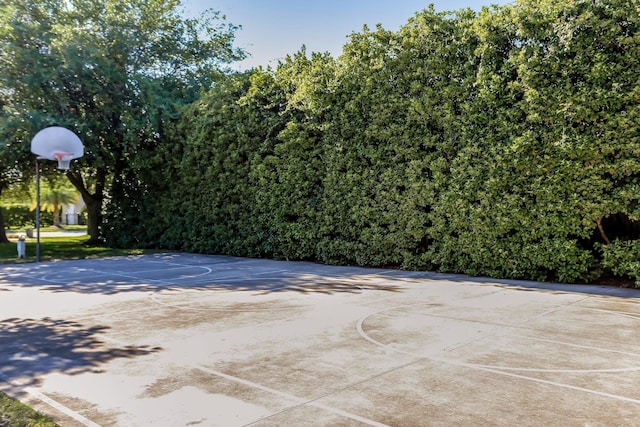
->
<box><xmin>66</xmin><ymin>168</ymin><xmax>106</xmax><ymax>245</ymax></box>
<box><xmin>596</xmin><ymin>217</ymin><xmax>610</xmax><ymax>244</ymax></box>
<box><xmin>84</xmin><ymin>196</ymin><xmax>103</xmax><ymax>245</ymax></box>
<box><xmin>53</xmin><ymin>204</ymin><xmax>61</xmax><ymax>227</ymax></box>
<box><xmin>0</xmin><ymin>207</ymin><xmax>9</xmax><ymax>244</ymax></box>
<box><xmin>0</xmin><ymin>186</ymin><xmax>9</xmax><ymax>244</ymax></box>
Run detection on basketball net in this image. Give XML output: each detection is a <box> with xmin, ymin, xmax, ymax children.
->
<box><xmin>53</xmin><ymin>152</ymin><xmax>74</xmax><ymax>170</ymax></box>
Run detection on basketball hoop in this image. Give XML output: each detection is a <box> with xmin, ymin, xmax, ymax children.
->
<box><xmin>53</xmin><ymin>152</ymin><xmax>74</xmax><ymax>170</ymax></box>
<box><xmin>31</xmin><ymin>127</ymin><xmax>84</xmax><ymax>170</ymax></box>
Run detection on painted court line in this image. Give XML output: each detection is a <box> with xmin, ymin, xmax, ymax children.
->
<box><xmin>511</xmin><ymin>334</ymin><xmax>640</xmax><ymax>358</ymax></box>
<box><xmin>574</xmin><ymin>306</ymin><xmax>640</xmax><ymax>321</ymax></box>
<box><xmin>39</xmin><ymin>265</ymin><xmax>213</xmax><ymax>284</ymax></box>
<box><xmin>0</xmin><ymin>372</ymin><xmax>98</xmax><ymax>427</ymax></box>
<box><xmin>24</xmin><ymin>387</ymin><xmax>100</xmax><ymax>427</ymax></box>
<box><xmin>356</xmin><ymin>303</ymin><xmax>640</xmax><ymax>404</ymax></box>
<box><xmin>454</xmin><ymin>363</ymin><xmax>640</xmax><ymax>405</ymax></box>
<box><xmin>193</xmin><ymin>365</ymin><xmax>391</xmax><ymax>427</ymax></box>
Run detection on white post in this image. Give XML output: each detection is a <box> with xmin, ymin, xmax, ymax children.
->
<box><xmin>17</xmin><ymin>236</ymin><xmax>26</xmax><ymax>258</ymax></box>
<box><xmin>36</xmin><ymin>158</ymin><xmax>41</xmax><ymax>262</ymax></box>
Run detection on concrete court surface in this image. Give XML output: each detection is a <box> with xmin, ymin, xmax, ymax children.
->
<box><xmin>0</xmin><ymin>253</ymin><xmax>639</xmax><ymax>426</ymax></box>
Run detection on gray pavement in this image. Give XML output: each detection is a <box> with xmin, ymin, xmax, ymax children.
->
<box><xmin>0</xmin><ymin>253</ymin><xmax>639</xmax><ymax>426</ymax></box>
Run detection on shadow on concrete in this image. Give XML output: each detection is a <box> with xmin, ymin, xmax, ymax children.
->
<box><xmin>0</xmin><ymin>254</ymin><xmax>406</xmax><ymax>296</ymax></box>
<box><xmin>459</xmin><ymin>276</ymin><xmax>640</xmax><ymax>299</ymax></box>
<box><xmin>0</xmin><ymin>317</ymin><xmax>161</xmax><ymax>393</ymax></box>
<box><xmin>1</xmin><ymin>253</ymin><xmax>638</xmax><ymax>299</ymax></box>
<box><xmin>200</xmin><ymin>277</ymin><xmax>405</xmax><ymax>296</ymax></box>
<box><xmin>23</xmin><ymin>275</ymin><xmax>405</xmax><ymax>296</ymax></box>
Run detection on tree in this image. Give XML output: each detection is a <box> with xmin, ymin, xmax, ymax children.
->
<box><xmin>509</xmin><ymin>0</ymin><xmax>640</xmax><ymax>280</ymax></box>
<box><xmin>59</xmin><ymin>0</ymin><xmax>639</xmax><ymax>285</ymax></box>
<box><xmin>30</xmin><ymin>178</ymin><xmax>78</xmax><ymax>227</ymax></box>
<box><xmin>0</xmin><ymin>112</ymin><xmax>33</xmax><ymax>243</ymax></box>
<box><xmin>312</xmin><ymin>8</ymin><xmax>479</xmax><ymax>267</ymax></box>
<box><xmin>426</xmin><ymin>0</ymin><xmax>640</xmax><ymax>283</ymax></box>
<box><xmin>249</xmin><ymin>50</ymin><xmax>335</xmax><ymax>261</ymax></box>
<box><xmin>0</xmin><ymin>0</ymin><xmax>244</xmax><ymax>244</ymax></box>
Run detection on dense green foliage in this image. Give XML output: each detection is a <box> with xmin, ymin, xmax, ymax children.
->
<box><xmin>98</xmin><ymin>0</ymin><xmax>640</xmax><ymax>286</ymax></box>
<box><xmin>105</xmin><ymin>0</ymin><xmax>640</xmax><ymax>288</ymax></box>
<box><xmin>1</xmin><ymin>206</ymin><xmax>53</xmax><ymax>229</ymax></box>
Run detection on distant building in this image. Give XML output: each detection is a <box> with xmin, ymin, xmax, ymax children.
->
<box><xmin>62</xmin><ymin>198</ymin><xmax>85</xmax><ymax>225</ymax></box>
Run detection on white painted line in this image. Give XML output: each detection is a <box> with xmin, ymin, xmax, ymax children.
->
<box><xmin>356</xmin><ymin>311</ymin><xmax>413</xmax><ymax>355</ymax></box>
<box><xmin>39</xmin><ymin>271</ymin><xmax>156</xmax><ymax>284</ymax></box>
<box><xmin>468</xmin><ymin>364</ymin><xmax>640</xmax><ymax>374</ymax></box>
<box><xmin>194</xmin><ymin>365</ymin><xmax>391</xmax><ymax>427</ymax></box>
<box><xmin>24</xmin><ymin>387</ymin><xmax>102</xmax><ymax>427</ymax></box>
<box><xmin>0</xmin><ymin>372</ymin><xmax>99</xmax><ymax>427</ymax></box>
<box><xmin>511</xmin><ymin>334</ymin><xmax>640</xmax><ymax>358</ymax></box>
<box><xmin>572</xmin><ymin>306</ymin><xmax>640</xmax><ymax>321</ymax></box>
<box><xmin>457</xmin><ymin>363</ymin><xmax>640</xmax><ymax>405</ymax></box>
<box><xmin>356</xmin><ymin>303</ymin><xmax>640</xmax><ymax>403</ymax></box>
<box><xmin>40</xmin><ymin>265</ymin><xmax>213</xmax><ymax>285</ymax></box>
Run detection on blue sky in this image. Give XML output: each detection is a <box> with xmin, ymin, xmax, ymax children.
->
<box><xmin>183</xmin><ymin>1</ymin><xmax>512</xmax><ymax>70</ymax></box>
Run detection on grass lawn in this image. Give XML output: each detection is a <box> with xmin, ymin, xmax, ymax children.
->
<box><xmin>0</xmin><ymin>392</ymin><xmax>59</xmax><ymax>427</ymax></box>
<box><xmin>1</xmin><ymin>232</ymin><xmax>158</xmax><ymax>264</ymax></box>
<box><xmin>4</xmin><ymin>224</ymin><xmax>87</xmax><ymax>235</ymax></box>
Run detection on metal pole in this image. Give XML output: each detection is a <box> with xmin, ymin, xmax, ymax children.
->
<box><xmin>35</xmin><ymin>158</ymin><xmax>41</xmax><ymax>262</ymax></box>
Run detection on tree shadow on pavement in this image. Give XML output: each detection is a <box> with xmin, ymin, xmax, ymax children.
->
<box><xmin>0</xmin><ymin>317</ymin><xmax>161</xmax><ymax>393</ymax></box>
<box><xmin>2</xmin><ymin>253</ymin><xmax>638</xmax><ymax>299</ymax></box>
<box><xmin>0</xmin><ymin>255</ymin><xmax>407</xmax><ymax>295</ymax></box>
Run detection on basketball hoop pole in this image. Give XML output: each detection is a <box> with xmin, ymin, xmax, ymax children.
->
<box><xmin>35</xmin><ymin>155</ymin><xmax>70</xmax><ymax>261</ymax></box>
<box><xmin>35</xmin><ymin>157</ymin><xmax>42</xmax><ymax>262</ymax></box>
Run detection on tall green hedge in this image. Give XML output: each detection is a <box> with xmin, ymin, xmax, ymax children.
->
<box><xmin>105</xmin><ymin>0</ymin><xmax>640</xmax><ymax>286</ymax></box>
<box><xmin>1</xmin><ymin>205</ymin><xmax>53</xmax><ymax>229</ymax></box>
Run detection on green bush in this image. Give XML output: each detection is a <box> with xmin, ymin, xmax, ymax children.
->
<box><xmin>2</xmin><ymin>205</ymin><xmax>53</xmax><ymax>229</ymax></box>
<box><xmin>102</xmin><ymin>1</ymin><xmax>640</xmax><ymax>286</ymax></box>
<box><xmin>598</xmin><ymin>240</ymin><xmax>640</xmax><ymax>287</ymax></box>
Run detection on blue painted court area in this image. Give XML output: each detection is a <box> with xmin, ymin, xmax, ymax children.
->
<box><xmin>1</xmin><ymin>253</ymin><xmax>639</xmax><ymax>426</ymax></box>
